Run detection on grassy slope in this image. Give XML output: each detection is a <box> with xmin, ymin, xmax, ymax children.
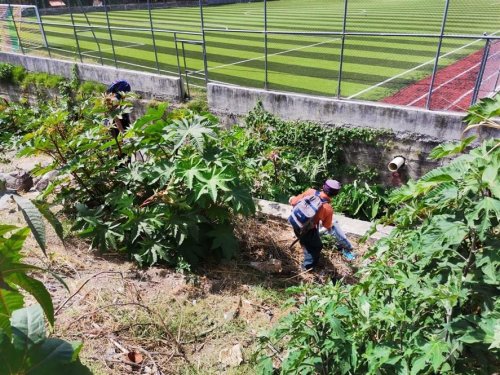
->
<box><xmin>22</xmin><ymin>0</ymin><xmax>500</xmax><ymax>99</ymax></box>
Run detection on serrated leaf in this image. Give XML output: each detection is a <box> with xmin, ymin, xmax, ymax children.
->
<box><xmin>207</xmin><ymin>225</ymin><xmax>238</xmax><ymax>259</ymax></box>
<box><xmin>410</xmin><ymin>355</ymin><xmax>427</xmax><ymax>375</ymax></box>
<box><xmin>197</xmin><ymin>167</ymin><xmax>231</xmax><ymax>202</ymax></box>
<box><xmin>466</xmin><ymin>197</ymin><xmax>500</xmax><ymax>239</ymax></box>
<box><xmin>489</xmin><ymin>324</ymin><xmax>500</xmax><ymax>349</ymax></box>
<box><xmin>427</xmin><ymin>340</ymin><xmax>447</xmax><ymax>372</ymax></box>
<box><xmin>482</xmin><ymin>164</ymin><xmax>498</xmax><ymax>186</ymax></box>
<box><xmin>171</xmin><ymin>115</ymin><xmax>216</xmax><ymax>153</ymax></box>
<box><xmin>429</xmin><ymin>136</ymin><xmax>476</xmax><ymax>159</ymax></box>
<box><xmin>11</xmin><ymin>195</ymin><xmax>46</xmax><ymax>255</ymax></box>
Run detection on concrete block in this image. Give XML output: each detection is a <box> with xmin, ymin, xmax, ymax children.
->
<box><xmin>254</xmin><ymin>198</ymin><xmax>393</xmax><ymax>240</ymax></box>
<box><xmin>0</xmin><ymin>52</ymin><xmax>184</xmax><ymax>101</ymax></box>
<box><xmin>208</xmin><ymin>83</ymin><xmax>499</xmax><ymax>142</ymax></box>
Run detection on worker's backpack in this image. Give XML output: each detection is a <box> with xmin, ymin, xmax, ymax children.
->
<box><xmin>288</xmin><ymin>191</ymin><xmax>326</xmax><ymax>235</ymax></box>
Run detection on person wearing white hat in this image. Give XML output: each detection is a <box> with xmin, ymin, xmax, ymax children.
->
<box><xmin>289</xmin><ymin>179</ymin><xmax>355</xmax><ymax>270</ymax></box>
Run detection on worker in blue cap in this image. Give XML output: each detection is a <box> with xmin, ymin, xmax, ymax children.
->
<box><xmin>289</xmin><ymin>179</ymin><xmax>355</xmax><ymax>270</ymax></box>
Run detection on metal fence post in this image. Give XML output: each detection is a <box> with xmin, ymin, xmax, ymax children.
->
<box><xmin>67</xmin><ymin>0</ymin><xmax>82</xmax><ymax>62</ymax></box>
<box><xmin>470</xmin><ymin>37</ymin><xmax>491</xmax><ymax>106</ymax></box>
<box><xmin>264</xmin><ymin>0</ymin><xmax>269</xmax><ymax>90</ymax></box>
<box><xmin>426</xmin><ymin>0</ymin><xmax>451</xmax><ymax>110</ymax></box>
<box><xmin>336</xmin><ymin>0</ymin><xmax>348</xmax><ymax>98</ymax></box>
<box><xmin>199</xmin><ymin>0</ymin><xmax>209</xmax><ymax>86</ymax></box>
<box><xmin>35</xmin><ymin>0</ymin><xmax>51</xmax><ymax>58</ymax></box>
<box><xmin>174</xmin><ymin>32</ymin><xmax>183</xmax><ymax>81</ymax></box>
<box><xmin>7</xmin><ymin>3</ymin><xmax>25</xmax><ymax>55</ymax></box>
<box><xmin>102</xmin><ymin>0</ymin><xmax>118</xmax><ymax>68</ymax></box>
<box><xmin>147</xmin><ymin>0</ymin><xmax>160</xmax><ymax>73</ymax></box>
<box><xmin>76</xmin><ymin>0</ymin><xmax>104</xmax><ymax>66</ymax></box>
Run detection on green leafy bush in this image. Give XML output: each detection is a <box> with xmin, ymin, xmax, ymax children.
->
<box><xmin>77</xmin><ymin>81</ymin><xmax>107</xmax><ymax>97</ymax></box>
<box><xmin>0</xmin><ymin>63</ymin><xmax>14</xmax><ymax>83</ymax></box>
<box><xmin>0</xmin><ymin>172</ymin><xmax>88</xmax><ymax>373</ymax></box>
<box><xmin>0</xmin><ymin>225</ymin><xmax>90</xmax><ymax>375</ymax></box>
<box><xmin>334</xmin><ymin>180</ymin><xmax>392</xmax><ymax>221</ymax></box>
<box><xmin>0</xmin><ymin>99</ymin><xmax>43</xmax><ymax>151</ymax></box>
<box><xmin>222</xmin><ymin>101</ymin><xmax>390</xmax><ymax>212</ymax></box>
<box><xmin>257</xmin><ymin>94</ymin><xmax>500</xmax><ymax>375</ymax></box>
<box><xmin>21</xmin><ymin>95</ymin><xmax>254</xmax><ymax>266</ymax></box>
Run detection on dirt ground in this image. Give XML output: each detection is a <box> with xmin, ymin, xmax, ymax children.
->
<box><xmin>0</xmin><ymin>154</ymin><xmax>370</xmax><ymax>375</ymax></box>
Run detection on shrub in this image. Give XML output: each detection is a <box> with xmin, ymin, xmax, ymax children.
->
<box><xmin>257</xmin><ymin>98</ymin><xmax>500</xmax><ymax>374</ymax></box>
<box><xmin>0</xmin><ymin>63</ymin><xmax>14</xmax><ymax>82</ymax></box>
<box><xmin>21</xmin><ymin>96</ymin><xmax>255</xmax><ymax>267</ymax></box>
<box><xmin>222</xmin><ymin>101</ymin><xmax>389</xmax><ymax>207</ymax></box>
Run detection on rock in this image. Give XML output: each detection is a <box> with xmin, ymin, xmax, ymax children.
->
<box><xmin>219</xmin><ymin>343</ymin><xmax>244</xmax><ymax>367</ymax></box>
<box><xmin>0</xmin><ymin>170</ymin><xmax>33</xmax><ymax>192</ymax></box>
<box><xmin>0</xmin><ymin>194</ymin><xmax>12</xmax><ymax>211</ymax></box>
<box><xmin>34</xmin><ymin>170</ymin><xmax>59</xmax><ymax>191</ymax></box>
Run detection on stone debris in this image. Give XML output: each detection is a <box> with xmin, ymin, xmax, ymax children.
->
<box><xmin>0</xmin><ymin>170</ymin><xmax>33</xmax><ymax>192</ymax></box>
<box><xmin>219</xmin><ymin>343</ymin><xmax>244</xmax><ymax>367</ymax></box>
<box><xmin>34</xmin><ymin>170</ymin><xmax>59</xmax><ymax>192</ymax></box>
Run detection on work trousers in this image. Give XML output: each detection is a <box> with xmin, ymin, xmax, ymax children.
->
<box><xmin>294</xmin><ymin>228</ymin><xmax>322</xmax><ymax>270</ymax></box>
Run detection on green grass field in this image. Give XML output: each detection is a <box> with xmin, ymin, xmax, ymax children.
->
<box><xmin>14</xmin><ymin>0</ymin><xmax>500</xmax><ymax>99</ymax></box>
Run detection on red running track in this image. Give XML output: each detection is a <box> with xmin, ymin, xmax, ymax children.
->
<box><xmin>382</xmin><ymin>41</ymin><xmax>500</xmax><ymax>112</ymax></box>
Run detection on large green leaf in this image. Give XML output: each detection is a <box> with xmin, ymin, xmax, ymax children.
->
<box><xmin>10</xmin><ymin>305</ymin><xmax>46</xmax><ymax>351</ymax></box>
<box><xmin>7</xmin><ymin>274</ymin><xmax>54</xmax><ymax>327</ymax></box>
<box><xmin>207</xmin><ymin>225</ymin><xmax>238</xmax><ymax>259</ymax></box>
<box><xmin>0</xmin><ymin>225</ymin><xmax>18</xmax><ymax>237</ymax></box>
<box><xmin>178</xmin><ymin>157</ymin><xmax>206</xmax><ymax>189</ymax></box>
<box><xmin>0</xmin><ymin>288</ymin><xmax>24</xmax><ymax>337</ymax></box>
<box><xmin>463</xmin><ymin>94</ymin><xmax>500</xmax><ymax>124</ymax></box>
<box><xmin>0</xmin><ymin>227</ymin><xmax>30</xmax><ymax>260</ymax></box>
<box><xmin>428</xmin><ymin>136</ymin><xmax>476</xmax><ymax>160</ymax></box>
<box><xmin>26</xmin><ymin>338</ymin><xmax>90</xmax><ymax>375</ymax></box>
<box><xmin>0</xmin><ymin>333</ymin><xmax>24</xmax><ymax>375</ymax></box>
<box><xmin>196</xmin><ymin>166</ymin><xmax>231</xmax><ymax>202</ymax></box>
<box><xmin>170</xmin><ymin>115</ymin><xmax>216</xmax><ymax>153</ymax></box>
<box><xmin>230</xmin><ymin>186</ymin><xmax>255</xmax><ymax>215</ymax></box>
<box><xmin>11</xmin><ymin>196</ymin><xmax>46</xmax><ymax>255</ymax></box>
<box><xmin>466</xmin><ymin>197</ymin><xmax>500</xmax><ymax>239</ymax></box>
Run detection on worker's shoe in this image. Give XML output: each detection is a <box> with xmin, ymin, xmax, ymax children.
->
<box><xmin>341</xmin><ymin>249</ymin><xmax>356</xmax><ymax>261</ymax></box>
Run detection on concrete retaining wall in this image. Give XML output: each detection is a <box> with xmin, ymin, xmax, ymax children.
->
<box><xmin>208</xmin><ymin>83</ymin><xmax>499</xmax><ymax>141</ymax></box>
<box><xmin>0</xmin><ymin>52</ymin><xmax>184</xmax><ymax>101</ymax></box>
<box><xmin>208</xmin><ymin>83</ymin><xmax>499</xmax><ymax>183</ymax></box>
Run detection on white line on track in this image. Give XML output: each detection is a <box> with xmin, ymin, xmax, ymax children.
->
<box><xmin>406</xmin><ymin>60</ymin><xmax>481</xmax><ymax>106</ymax></box>
<box><xmin>444</xmin><ymin>67</ymin><xmax>500</xmax><ymax>110</ymax></box>
<box><xmin>192</xmin><ymin>37</ymin><xmax>340</xmax><ymax>75</ymax></box>
<box><xmin>347</xmin><ymin>30</ymin><xmax>500</xmax><ymax>100</ymax></box>
<box><xmin>408</xmin><ymin>49</ymin><xmax>500</xmax><ymax>106</ymax></box>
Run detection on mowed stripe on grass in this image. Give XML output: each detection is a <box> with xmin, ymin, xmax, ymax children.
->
<box><xmin>33</xmin><ymin>0</ymin><xmax>500</xmax><ymax>99</ymax></box>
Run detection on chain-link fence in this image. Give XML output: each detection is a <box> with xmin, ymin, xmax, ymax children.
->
<box><xmin>1</xmin><ymin>0</ymin><xmax>499</xmax><ymax>110</ymax></box>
